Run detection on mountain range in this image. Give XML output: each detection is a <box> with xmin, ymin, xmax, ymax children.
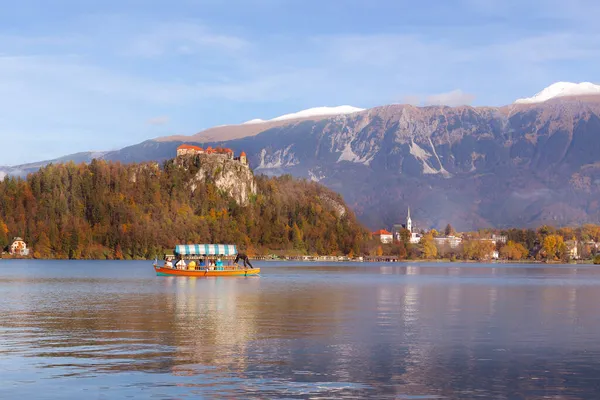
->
<box><xmin>3</xmin><ymin>83</ymin><xmax>600</xmax><ymax>231</ymax></box>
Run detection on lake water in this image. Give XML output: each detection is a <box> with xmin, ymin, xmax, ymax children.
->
<box><xmin>1</xmin><ymin>260</ymin><xmax>600</xmax><ymax>399</ymax></box>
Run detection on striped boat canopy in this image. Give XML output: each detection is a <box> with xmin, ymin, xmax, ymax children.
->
<box><xmin>174</xmin><ymin>244</ymin><xmax>238</xmax><ymax>256</ymax></box>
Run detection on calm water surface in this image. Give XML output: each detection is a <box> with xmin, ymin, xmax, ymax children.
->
<box><xmin>1</xmin><ymin>260</ymin><xmax>600</xmax><ymax>399</ymax></box>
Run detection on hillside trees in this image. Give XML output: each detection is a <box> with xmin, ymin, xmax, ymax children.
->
<box><xmin>0</xmin><ymin>161</ymin><xmax>368</xmax><ymax>259</ymax></box>
<box><xmin>421</xmin><ymin>233</ymin><xmax>437</xmax><ymax>259</ymax></box>
<box><xmin>462</xmin><ymin>239</ymin><xmax>496</xmax><ymax>261</ymax></box>
<box><xmin>499</xmin><ymin>241</ymin><xmax>529</xmax><ymax>260</ymax></box>
<box><xmin>0</xmin><ymin>219</ymin><xmax>8</xmax><ymax>250</ymax></box>
<box><xmin>542</xmin><ymin>234</ymin><xmax>567</xmax><ymax>261</ymax></box>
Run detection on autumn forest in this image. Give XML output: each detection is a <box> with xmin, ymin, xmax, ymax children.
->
<box><xmin>0</xmin><ymin>159</ymin><xmax>367</xmax><ymax>259</ymax></box>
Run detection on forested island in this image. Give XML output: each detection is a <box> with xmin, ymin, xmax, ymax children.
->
<box><xmin>0</xmin><ymin>157</ymin><xmax>367</xmax><ymax>259</ymax></box>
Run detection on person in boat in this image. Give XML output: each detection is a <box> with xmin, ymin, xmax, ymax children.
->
<box><xmin>176</xmin><ymin>258</ymin><xmax>186</xmax><ymax>269</ymax></box>
<box><xmin>165</xmin><ymin>258</ymin><xmax>173</xmax><ymax>268</ymax></box>
<box><xmin>234</xmin><ymin>252</ymin><xmax>254</xmax><ymax>269</ymax></box>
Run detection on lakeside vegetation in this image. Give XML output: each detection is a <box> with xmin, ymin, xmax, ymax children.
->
<box><xmin>368</xmin><ymin>224</ymin><xmax>600</xmax><ymax>263</ymax></box>
<box><xmin>0</xmin><ymin>160</ymin><xmax>367</xmax><ymax>259</ymax></box>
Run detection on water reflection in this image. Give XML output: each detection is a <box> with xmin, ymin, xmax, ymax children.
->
<box><xmin>1</xmin><ymin>261</ymin><xmax>600</xmax><ymax>398</ymax></box>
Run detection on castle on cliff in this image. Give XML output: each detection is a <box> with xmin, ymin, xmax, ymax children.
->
<box><xmin>176</xmin><ymin>144</ymin><xmax>247</xmax><ymax>165</ymax></box>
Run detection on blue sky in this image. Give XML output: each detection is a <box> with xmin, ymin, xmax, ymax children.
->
<box><xmin>1</xmin><ymin>0</ymin><xmax>599</xmax><ymax>165</ymax></box>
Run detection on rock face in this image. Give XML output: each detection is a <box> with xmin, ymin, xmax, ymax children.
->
<box><xmin>319</xmin><ymin>194</ymin><xmax>347</xmax><ymax>218</ymax></box>
<box><xmin>222</xmin><ymin>97</ymin><xmax>600</xmax><ymax>230</ymax></box>
<box><xmin>178</xmin><ymin>154</ymin><xmax>257</xmax><ymax>206</ymax></box>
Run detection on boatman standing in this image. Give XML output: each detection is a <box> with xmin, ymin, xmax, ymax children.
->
<box><xmin>234</xmin><ymin>252</ymin><xmax>254</xmax><ymax>269</ymax></box>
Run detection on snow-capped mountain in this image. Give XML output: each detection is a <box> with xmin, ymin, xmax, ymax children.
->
<box><xmin>242</xmin><ymin>106</ymin><xmax>364</xmax><ymax>124</ymax></box>
<box><xmin>242</xmin><ymin>119</ymin><xmax>266</xmax><ymax>125</ymax></box>
<box><xmin>515</xmin><ymin>82</ymin><xmax>600</xmax><ymax>104</ymax></box>
<box><xmin>4</xmin><ymin>93</ymin><xmax>600</xmax><ymax>230</ymax></box>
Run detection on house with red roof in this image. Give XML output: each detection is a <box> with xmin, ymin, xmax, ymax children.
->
<box><xmin>372</xmin><ymin>229</ymin><xmax>393</xmax><ymax>244</ymax></box>
<box><xmin>9</xmin><ymin>237</ymin><xmax>29</xmax><ymax>256</ymax></box>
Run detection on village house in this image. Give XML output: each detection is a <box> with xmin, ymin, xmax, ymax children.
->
<box><xmin>9</xmin><ymin>237</ymin><xmax>29</xmax><ymax>256</ymax></box>
<box><xmin>373</xmin><ymin>229</ymin><xmax>393</xmax><ymax>244</ymax></box>
<box><xmin>584</xmin><ymin>241</ymin><xmax>599</xmax><ymax>250</ymax></box>
<box><xmin>492</xmin><ymin>234</ymin><xmax>507</xmax><ymax>244</ymax></box>
<box><xmin>434</xmin><ymin>235</ymin><xmax>463</xmax><ymax>248</ymax></box>
<box><xmin>566</xmin><ymin>240</ymin><xmax>579</xmax><ymax>260</ymax></box>
<box><xmin>472</xmin><ymin>234</ymin><xmax>507</xmax><ymax>247</ymax></box>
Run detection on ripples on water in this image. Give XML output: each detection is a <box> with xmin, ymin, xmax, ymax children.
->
<box><xmin>1</xmin><ymin>260</ymin><xmax>600</xmax><ymax>398</ymax></box>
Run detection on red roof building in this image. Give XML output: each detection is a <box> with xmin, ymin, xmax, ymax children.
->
<box><xmin>177</xmin><ymin>144</ymin><xmax>204</xmax><ymax>156</ymax></box>
<box><xmin>372</xmin><ymin>229</ymin><xmax>391</xmax><ymax>235</ymax></box>
<box><xmin>372</xmin><ymin>229</ymin><xmax>393</xmax><ymax>244</ymax></box>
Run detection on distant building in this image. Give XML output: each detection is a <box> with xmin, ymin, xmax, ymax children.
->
<box><xmin>373</xmin><ymin>229</ymin><xmax>393</xmax><ymax>244</ymax></box>
<box><xmin>434</xmin><ymin>235</ymin><xmax>463</xmax><ymax>248</ymax></box>
<box><xmin>392</xmin><ymin>224</ymin><xmax>404</xmax><ymax>242</ymax></box>
<box><xmin>177</xmin><ymin>144</ymin><xmax>204</xmax><ymax>156</ymax></box>
<box><xmin>177</xmin><ymin>144</ymin><xmax>247</xmax><ymax>165</ymax></box>
<box><xmin>9</xmin><ymin>237</ymin><xmax>29</xmax><ymax>256</ymax></box>
<box><xmin>206</xmin><ymin>146</ymin><xmax>235</xmax><ymax>158</ymax></box>
<box><xmin>475</xmin><ymin>235</ymin><xmax>507</xmax><ymax>247</ymax></box>
<box><xmin>405</xmin><ymin>207</ymin><xmax>421</xmax><ymax>244</ymax></box>
<box><xmin>566</xmin><ymin>240</ymin><xmax>579</xmax><ymax>260</ymax></box>
<box><xmin>492</xmin><ymin>234</ymin><xmax>507</xmax><ymax>244</ymax></box>
<box><xmin>410</xmin><ymin>233</ymin><xmax>422</xmax><ymax>244</ymax></box>
<box><xmin>234</xmin><ymin>151</ymin><xmax>248</xmax><ymax>165</ymax></box>
<box><xmin>392</xmin><ymin>207</ymin><xmax>421</xmax><ymax>244</ymax></box>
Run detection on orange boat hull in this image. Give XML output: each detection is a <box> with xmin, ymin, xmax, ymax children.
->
<box><xmin>154</xmin><ymin>265</ymin><xmax>260</xmax><ymax>277</ymax></box>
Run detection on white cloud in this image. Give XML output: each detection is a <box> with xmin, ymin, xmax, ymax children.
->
<box><xmin>147</xmin><ymin>116</ymin><xmax>170</xmax><ymax>125</ymax></box>
<box><xmin>127</xmin><ymin>22</ymin><xmax>249</xmax><ymax>57</ymax></box>
<box><xmin>425</xmin><ymin>90</ymin><xmax>476</xmax><ymax>106</ymax></box>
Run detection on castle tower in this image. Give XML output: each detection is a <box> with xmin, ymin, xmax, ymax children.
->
<box><xmin>240</xmin><ymin>151</ymin><xmax>247</xmax><ymax>165</ymax></box>
<box><xmin>406</xmin><ymin>206</ymin><xmax>412</xmax><ymax>233</ymax></box>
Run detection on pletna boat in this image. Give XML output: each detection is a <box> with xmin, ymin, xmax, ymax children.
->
<box><xmin>153</xmin><ymin>244</ymin><xmax>260</xmax><ymax>277</ymax></box>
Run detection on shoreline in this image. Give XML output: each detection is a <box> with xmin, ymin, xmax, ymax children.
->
<box><xmin>2</xmin><ymin>255</ymin><xmax>598</xmax><ymax>265</ymax></box>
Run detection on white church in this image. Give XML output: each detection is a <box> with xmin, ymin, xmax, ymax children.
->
<box><xmin>392</xmin><ymin>207</ymin><xmax>422</xmax><ymax>244</ymax></box>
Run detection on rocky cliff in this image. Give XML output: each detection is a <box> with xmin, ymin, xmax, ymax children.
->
<box><xmin>176</xmin><ymin>153</ymin><xmax>257</xmax><ymax>206</ymax></box>
<box><xmin>221</xmin><ymin>97</ymin><xmax>600</xmax><ymax>230</ymax></box>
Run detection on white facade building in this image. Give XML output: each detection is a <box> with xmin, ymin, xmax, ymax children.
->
<box><xmin>434</xmin><ymin>235</ymin><xmax>463</xmax><ymax>248</ymax></box>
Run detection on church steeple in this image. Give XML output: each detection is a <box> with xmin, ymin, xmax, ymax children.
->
<box><xmin>406</xmin><ymin>206</ymin><xmax>412</xmax><ymax>233</ymax></box>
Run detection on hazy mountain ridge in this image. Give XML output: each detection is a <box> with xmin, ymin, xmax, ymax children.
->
<box><xmin>210</xmin><ymin>99</ymin><xmax>600</xmax><ymax>230</ymax></box>
<box><xmin>3</xmin><ymin>95</ymin><xmax>600</xmax><ymax>230</ymax></box>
